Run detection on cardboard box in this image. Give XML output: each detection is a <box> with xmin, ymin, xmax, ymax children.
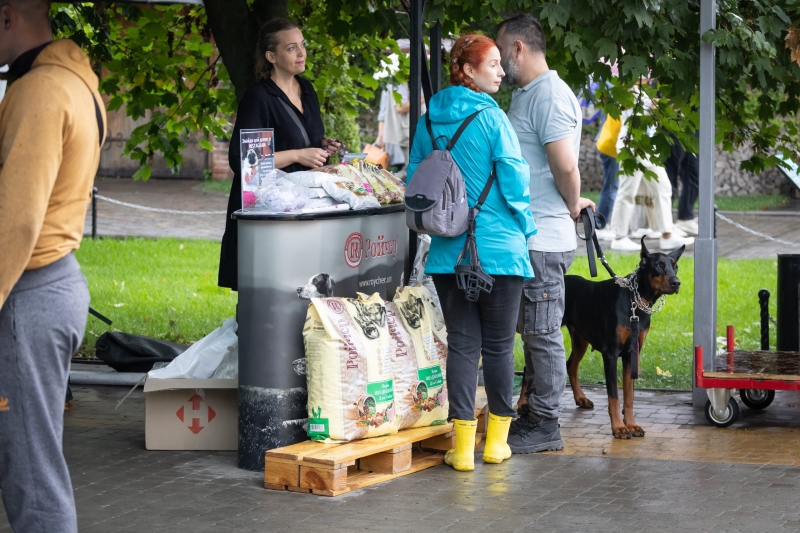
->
<box><xmin>144</xmin><ymin>378</ymin><xmax>238</xmax><ymax>451</ymax></box>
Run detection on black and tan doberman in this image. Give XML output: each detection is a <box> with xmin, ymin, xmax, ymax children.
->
<box><xmin>518</xmin><ymin>238</ymin><xmax>685</xmax><ymax>439</ymax></box>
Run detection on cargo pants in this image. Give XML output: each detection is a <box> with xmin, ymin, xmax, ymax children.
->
<box><xmin>519</xmin><ymin>251</ymin><xmax>574</xmax><ymax>420</ymax></box>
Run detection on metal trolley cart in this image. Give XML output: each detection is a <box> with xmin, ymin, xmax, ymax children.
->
<box><xmin>695</xmin><ymin>255</ymin><xmax>800</xmax><ymax>427</ymax></box>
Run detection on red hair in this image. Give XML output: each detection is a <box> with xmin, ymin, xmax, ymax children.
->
<box><xmin>449</xmin><ymin>34</ymin><xmax>496</xmax><ymax>93</ymax></box>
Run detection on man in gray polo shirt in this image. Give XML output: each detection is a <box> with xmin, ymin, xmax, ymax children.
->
<box><xmin>497</xmin><ymin>13</ymin><xmax>595</xmax><ymax>453</ymax></box>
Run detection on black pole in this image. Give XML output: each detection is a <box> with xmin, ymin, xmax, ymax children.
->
<box><xmin>429</xmin><ymin>22</ymin><xmax>441</xmax><ymax>95</ymax></box>
<box><xmin>759</xmin><ymin>289</ymin><xmax>770</xmax><ymax>351</ymax></box>
<box><xmin>406</xmin><ymin>0</ymin><xmax>424</xmax><ymax>283</ymax></box>
<box><xmin>92</xmin><ymin>186</ymin><xmax>97</xmax><ymax>239</ymax></box>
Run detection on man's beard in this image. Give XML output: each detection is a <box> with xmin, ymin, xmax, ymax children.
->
<box><xmin>501</xmin><ymin>54</ymin><xmax>519</xmax><ymax>86</ymax></box>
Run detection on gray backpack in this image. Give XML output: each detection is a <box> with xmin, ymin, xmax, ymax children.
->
<box><xmin>405</xmin><ymin>109</ymin><xmax>486</xmax><ymax>237</ymax></box>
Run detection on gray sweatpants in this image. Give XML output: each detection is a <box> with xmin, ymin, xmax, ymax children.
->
<box><xmin>0</xmin><ymin>253</ymin><xmax>89</xmax><ymax>533</ymax></box>
<box><xmin>519</xmin><ymin>250</ymin><xmax>574</xmax><ymax>420</ymax></box>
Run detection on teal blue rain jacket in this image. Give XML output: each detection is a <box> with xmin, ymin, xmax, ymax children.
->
<box><xmin>407</xmin><ymin>86</ymin><xmax>537</xmax><ymax>278</ymax></box>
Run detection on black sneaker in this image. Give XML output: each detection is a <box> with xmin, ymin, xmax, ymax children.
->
<box><xmin>510</xmin><ymin>404</ymin><xmax>539</xmax><ymax>435</ymax></box>
<box><xmin>507</xmin><ymin>411</ymin><xmax>563</xmax><ymax>454</ymax></box>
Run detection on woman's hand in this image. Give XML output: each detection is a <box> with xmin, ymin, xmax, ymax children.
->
<box><xmin>374</xmin><ymin>135</ymin><xmax>385</xmax><ymax>150</ymax></box>
<box><xmin>322</xmin><ymin>138</ymin><xmax>342</xmax><ymax>156</ymax></box>
<box><xmin>296</xmin><ymin>148</ymin><xmax>329</xmax><ymax>168</ymax></box>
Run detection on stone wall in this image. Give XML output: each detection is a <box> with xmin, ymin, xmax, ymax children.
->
<box><xmin>577</xmin><ymin>130</ymin><xmax>792</xmax><ymax>196</ymax></box>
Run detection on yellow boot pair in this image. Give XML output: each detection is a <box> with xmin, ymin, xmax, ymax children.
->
<box><xmin>444</xmin><ymin>414</ymin><xmax>512</xmax><ymax>471</ymax></box>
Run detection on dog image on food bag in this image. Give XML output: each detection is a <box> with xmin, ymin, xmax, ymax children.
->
<box><xmin>519</xmin><ymin>238</ymin><xmax>684</xmax><ymax>440</ymax></box>
<box><xmin>397</xmin><ymin>294</ymin><xmax>425</xmax><ymax>329</ymax></box>
<box><xmin>350</xmin><ymin>299</ymin><xmax>387</xmax><ymax>340</ymax></box>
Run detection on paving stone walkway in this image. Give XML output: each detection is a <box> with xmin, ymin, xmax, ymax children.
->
<box><xmin>2</xmin><ymin>385</ymin><xmax>799</xmax><ymax>533</ymax></box>
<box><xmin>86</xmin><ymin>178</ymin><xmax>800</xmax><ymax>259</ymax></box>
<box><xmin>85</xmin><ymin>178</ymin><xmax>229</xmax><ymax>242</ymax></box>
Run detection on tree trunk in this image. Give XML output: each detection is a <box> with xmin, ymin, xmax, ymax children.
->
<box><xmin>205</xmin><ymin>0</ymin><xmax>289</xmax><ymax>103</ymax></box>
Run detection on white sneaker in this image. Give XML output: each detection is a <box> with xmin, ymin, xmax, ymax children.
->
<box><xmin>659</xmin><ymin>234</ymin><xmax>693</xmax><ymax>250</ymax></box>
<box><xmin>630</xmin><ymin>228</ymin><xmax>662</xmax><ymax>240</ymax></box>
<box><xmin>611</xmin><ymin>237</ymin><xmax>642</xmax><ymax>252</ymax></box>
<box><xmin>595</xmin><ymin>229</ymin><xmax>616</xmax><ymax>240</ymax></box>
<box><xmin>674</xmin><ymin>218</ymin><xmax>699</xmax><ymax>236</ymax></box>
<box><xmin>670</xmin><ymin>226</ymin><xmax>688</xmax><ymax>238</ymax></box>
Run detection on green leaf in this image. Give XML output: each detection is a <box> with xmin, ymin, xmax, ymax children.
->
<box><xmin>771</xmin><ymin>5</ymin><xmax>791</xmax><ymax>24</ymax></box>
<box><xmin>198</xmin><ymin>139</ymin><xmax>214</xmax><ymax>151</ymax></box>
<box><xmin>132</xmin><ymin>164</ymin><xmax>152</xmax><ymax>181</ymax></box>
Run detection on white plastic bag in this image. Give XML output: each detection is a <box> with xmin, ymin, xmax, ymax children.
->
<box><xmin>258</xmin><ymin>177</ymin><xmax>310</xmax><ymax>212</ymax></box>
<box><xmin>210</xmin><ymin>341</ymin><xmax>238</xmax><ymax>379</ymax></box>
<box><xmin>148</xmin><ymin>318</ymin><xmax>238</xmax><ymax>379</ymax></box>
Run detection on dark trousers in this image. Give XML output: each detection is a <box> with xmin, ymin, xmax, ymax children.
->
<box><xmin>432</xmin><ymin>274</ymin><xmax>523</xmax><ymax>421</ymax></box>
<box><xmin>664</xmin><ymin>135</ymin><xmax>699</xmax><ymax>221</ymax></box>
<box><xmin>597</xmin><ymin>153</ymin><xmax>619</xmax><ymax>223</ymax></box>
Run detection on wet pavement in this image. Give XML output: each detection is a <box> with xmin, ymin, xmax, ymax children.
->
<box><xmin>2</xmin><ymin>385</ymin><xmax>799</xmax><ymax>533</ymax></box>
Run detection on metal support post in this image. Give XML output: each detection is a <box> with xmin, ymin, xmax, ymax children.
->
<box><xmin>429</xmin><ymin>22</ymin><xmax>441</xmax><ymax>95</ymax></box>
<box><xmin>92</xmin><ymin>186</ymin><xmax>98</xmax><ymax>239</ymax></box>
<box><xmin>406</xmin><ymin>0</ymin><xmax>424</xmax><ymax>282</ymax></box>
<box><xmin>693</xmin><ymin>0</ymin><xmax>718</xmax><ymax>407</ymax></box>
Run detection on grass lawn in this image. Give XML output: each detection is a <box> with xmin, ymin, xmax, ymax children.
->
<box><xmin>197</xmin><ymin>179</ymin><xmax>233</xmax><ymax>195</ymax></box>
<box><xmin>513</xmin><ymin>252</ymin><xmax>779</xmax><ymax>390</ymax></box>
<box><xmin>75</xmin><ymin>238</ymin><xmax>237</xmax><ymax>357</ymax></box>
<box><xmin>582</xmin><ymin>191</ymin><xmax>794</xmax><ymax>212</ymax></box>
<box><xmin>75</xmin><ymin>238</ymin><xmax>778</xmax><ymax>390</ymax></box>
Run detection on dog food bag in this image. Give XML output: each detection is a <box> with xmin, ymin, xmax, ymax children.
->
<box><xmin>304</xmin><ymin>293</ymin><xmax>401</xmax><ymax>442</ymax></box>
<box><xmin>354</xmin><ymin>160</ymin><xmax>404</xmax><ymax>205</ymax></box>
<box><xmin>387</xmin><ymin>286</ymin><xmax>449</xmax><ymax>429</ymax></box>
<box><xmin>317</xmin><ymin>164</ymin><xmax>381</xmax><ymax>210</ymax></box>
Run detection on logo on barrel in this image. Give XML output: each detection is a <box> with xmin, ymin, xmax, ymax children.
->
<box><xmin>327</xmin><ymin>300</ymin><xmax>345</xmax><ymax>314</ymax></box>
<box><xmin>344</xmin><ymin>232</ymin><xmax>363</xmax><ymax>268</ymax></box>
<box><xmin>344</xmin><ymin>232</ymin><xmax>399</xmax><ymax>269</ymax></box>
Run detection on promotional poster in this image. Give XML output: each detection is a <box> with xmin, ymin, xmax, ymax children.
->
<box><xmin>239</xmin><ymin>129</ymin><xmax>275</xmax><ymax>209</ymax></box>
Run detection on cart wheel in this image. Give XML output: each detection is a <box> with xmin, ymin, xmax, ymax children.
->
<box><xmin>704</xmin><ymin>397</ymin><xmax>739</xmax><ymax>428</ymax></box>
<box><xmin>739</xmin><ymin>389</ymin><xmax>775</xmax><ymax>410</ymax></box>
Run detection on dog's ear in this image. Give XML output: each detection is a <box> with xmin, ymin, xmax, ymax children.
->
<box><xmin>640</xmin><ymin>236</ymin><xmax>650</xmax><ymax>260</ymax></box>
<box><xmin>668</xmin><ymin>245</ymin><xmax>686</xmax><ymax>262</ymax></box>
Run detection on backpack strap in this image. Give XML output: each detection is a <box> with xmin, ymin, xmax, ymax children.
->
<box><xmin>474</xmin><ymin>166</ymin><xmax>496</xmax><ymax>214</ymax></box>
<box><xmin>425</xmin><ymin>112</ymin><xmax>436</xmax><ymax>148</ymax></box>
<box><xmin>446</xmin><ymin>109</ymin><xmax>484</xmax><ymax>151</ymax></box>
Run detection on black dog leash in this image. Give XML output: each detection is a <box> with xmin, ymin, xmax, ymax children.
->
<box><xmin>575</xmin><ymin>207</ymin><xmax>618</xmax><ymax>279</ymax></box>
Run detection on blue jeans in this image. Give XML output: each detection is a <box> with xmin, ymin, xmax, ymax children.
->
<box><xmin>597</xmin><ymin>153</ymin><xmax>619</xmax><ymax>224</ymax></box>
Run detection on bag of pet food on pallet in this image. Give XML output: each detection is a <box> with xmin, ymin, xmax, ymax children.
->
<box><xmin>304</xmin><ymin>293</ymin><xmax>401</xmax><ymax>442</ymax></box>
<box><xmin>387</xmin><ymin>286</ymin><xmax>449</xmax><ymax>429</ymax></box>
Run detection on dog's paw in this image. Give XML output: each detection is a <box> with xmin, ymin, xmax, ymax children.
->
<box><xmin>575</xmin><ymin>397</ymin><xmax>594</xmax><ymax>409</ymax></box>
<box><xmin>612</xmin><ymin>426</ymin><xmax>632</xmax><ymax>439</ymax></box>
<box><xmin>626</xmin><ymin>424</ymin><xmax>645</xmax><ymax>437</ymax></box>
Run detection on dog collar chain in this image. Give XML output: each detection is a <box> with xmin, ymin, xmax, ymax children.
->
<box><xmin>614</xmin><ymin>270</ymin><xmax>666</xmax><ymax>316</ymax></box>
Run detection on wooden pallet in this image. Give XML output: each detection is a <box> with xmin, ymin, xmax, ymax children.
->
<box><xmin>264</xmin><ymin>389</ymin><xmax>488</xmax><ymax>496</ymax></box>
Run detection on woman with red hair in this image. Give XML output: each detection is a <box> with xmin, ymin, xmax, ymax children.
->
<box><xmin>407</xmin><ymin>34</ymin><xmax>537</xmax><ymax>472</ymax></box>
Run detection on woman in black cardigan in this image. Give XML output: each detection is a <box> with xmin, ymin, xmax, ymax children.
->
<box><xmin>218</xmin><ymin>18</ymin><xmax>341</xmax><ymax>290</ymax></box>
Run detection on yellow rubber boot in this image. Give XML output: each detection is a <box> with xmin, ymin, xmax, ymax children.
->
<box><xmin>482</xmin><ymin>413</ymin><xmax>512</xmax><ymax>464</ymax></box>
<box><xmin>444</xmin><ymin>419</ymin><xmax>477</xmax><ymax>472</ymax></box>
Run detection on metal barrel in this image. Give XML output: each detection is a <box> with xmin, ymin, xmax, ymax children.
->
<box><xmin>776</xmin><ymin>255</ymin><xmax>800</xmax><ymax>351</ymax></box>
<box><xmin>234</xmin><ymin>208</ymin><xmax>407</xmax><ymax>471</ymax></box>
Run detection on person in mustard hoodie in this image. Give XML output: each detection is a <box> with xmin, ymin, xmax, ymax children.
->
<box><xmin>0</xmin><ymin>1</ymin><xmax>106</xmax><ymax>531</ymax></box>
